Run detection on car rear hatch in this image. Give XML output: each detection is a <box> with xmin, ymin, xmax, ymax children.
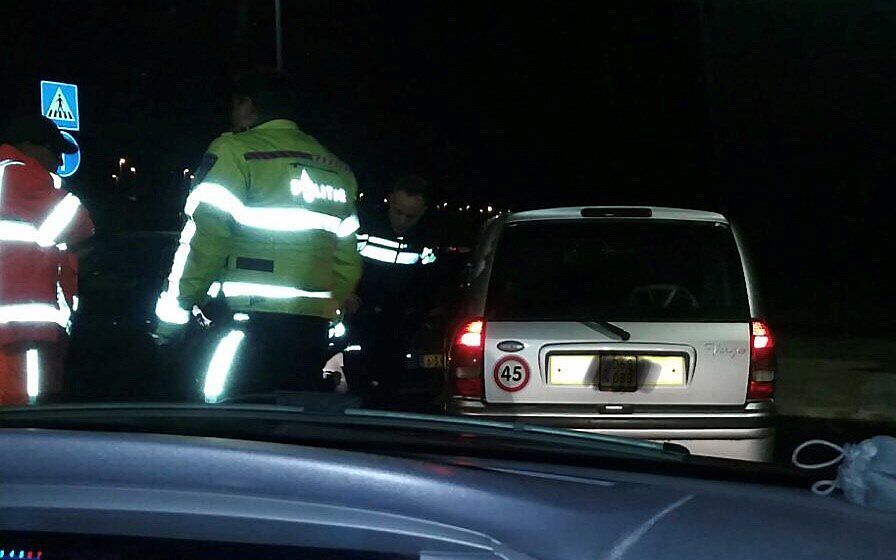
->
<box><xmin>480</xmin><ymin>216</ymin><xmax>753</xmax><ymax>406</ymax></box>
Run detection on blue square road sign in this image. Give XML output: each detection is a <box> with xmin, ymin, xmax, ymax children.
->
<box><xmin>40</xmin><ymin>81</ymin><xmax>80</xmax><ymax>131</ymax></box>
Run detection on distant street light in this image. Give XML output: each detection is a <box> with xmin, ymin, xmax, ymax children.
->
<box><xmin>130</xmin><ymin>166</ymin><xmax>136</xmax><ymax>174</ymax></box>
<box><xmin>183</xmin><ymin>168</ymin><xmax>190</xmax><ymax>177</ymax></box>
<box><xmin>112</xmin><ymin>174</ymin><xmax>118</xmax><ymax>181</ymax></box>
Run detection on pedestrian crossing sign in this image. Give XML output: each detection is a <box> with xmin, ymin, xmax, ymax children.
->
<box><xmin>40</xmin><ymin>80</ymin><xmax>80</xmax><ymax>131</ymax></box>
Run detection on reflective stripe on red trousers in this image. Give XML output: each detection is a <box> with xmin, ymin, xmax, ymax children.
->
<box><xmin>0</xmin><ymin>342</ymin><xmax>63</xmax><ymax>405</ymax></box>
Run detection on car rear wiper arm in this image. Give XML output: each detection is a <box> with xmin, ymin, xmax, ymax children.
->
<box><xmin>583</xmin><ymin>320</ymin><xmax>631</xmax><ymax>341</ymax></box>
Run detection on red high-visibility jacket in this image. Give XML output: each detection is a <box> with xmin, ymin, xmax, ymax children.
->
<box><xmin>0</xmin><ymin>144</ymin><xmax>94</xmax><ymax>346</ymax></box>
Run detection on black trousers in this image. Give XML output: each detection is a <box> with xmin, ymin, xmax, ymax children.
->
<box><xmin>216</xmin><ymin>313</ymin><xmax>330</xmax><ymax>398</ymax></box>
<box><xmin>344</xmin><ymin>309</ymin><xmax>408</xmax><ymax>405</ymax></box>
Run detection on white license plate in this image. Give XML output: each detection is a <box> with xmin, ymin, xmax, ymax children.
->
<box><xmin>548</xmin><ymin>355</ymin><xmax>686</xmax><ymax>387</ymax></box>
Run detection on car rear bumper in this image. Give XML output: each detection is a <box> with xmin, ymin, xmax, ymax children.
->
<box><xmin>445</xmin><ymin>400</ymin><xmax>775</xmax><ymax>462</ymax></box>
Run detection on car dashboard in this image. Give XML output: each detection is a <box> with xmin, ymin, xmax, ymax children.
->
<box><xmin>0</xmin><ymin>428</ymin><xmax>893</xmax><ymax>559</ymax></box>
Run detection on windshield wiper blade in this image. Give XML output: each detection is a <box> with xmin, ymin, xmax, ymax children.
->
<box><xmin>218</xmin><ymin>391</ymin><xmax>362</xmax><ymax>411</ymax></box>
<box><xmin>582</xmin><ymin>320</ymin><xmax>631</xmax><ymax>341</ymax></box>
<box><xmin>0</xmin><ymin>402</ymin><xmax>687</xmax><ymax>462</ymax></box>
<box><xmin>344</xmin><ymin>408</ymin><xmax>688</xmax><ymax>460</ymax></box>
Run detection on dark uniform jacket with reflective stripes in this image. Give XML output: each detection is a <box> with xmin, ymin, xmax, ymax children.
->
<box><xmin>355</xmin><ymin>205</ymin><xmax>437</xmax><ymax>320</ymax></box>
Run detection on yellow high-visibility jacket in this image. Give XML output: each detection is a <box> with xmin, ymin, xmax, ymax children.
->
<box><xmin>156</xmin><ymin>119</ymin><xmax>361</xmax><ymax>325</ymax></box>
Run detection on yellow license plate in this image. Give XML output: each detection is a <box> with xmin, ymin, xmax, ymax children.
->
<box><xmin>548</xmin><ymin>355</ymin><xmax>686</xmax><ymax>386</ymax></box>
<box><xmin>423</xmin><ymin>354</ymin><xmax>445</xmax><ymax>368</ymax></box>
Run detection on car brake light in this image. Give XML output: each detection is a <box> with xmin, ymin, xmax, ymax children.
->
<box><xmin>449</xmin><ymin>318</ymin><xmax>485</xmax><ymax>399</ymax></box>
<box><xmin>747</xmin><ymin>319</ymin><xmax>776</xmax><ymax>401</ymax></box>
<box><xmin>458</xmin><ymin>320</ymin><xmax>484</xmax><ymax>347</ymax></box>
<box><xmin>751</xmin><ymin>320</ymin><xmax>773</xmax><ymax>349</ymax></box>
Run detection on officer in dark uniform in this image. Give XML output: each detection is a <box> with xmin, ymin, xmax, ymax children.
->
<box><xmin>343</xmin><ymin>176</ymin><xmax>437</xmax><ymax>406</ymax></box>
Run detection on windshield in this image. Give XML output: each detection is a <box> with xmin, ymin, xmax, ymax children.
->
<box><xmin>486</xmin><ymin>220</ymin><xmax>750</xmax><ymax>322</ymax></box>
<box><xmin>1</xmin><ymin>1</ymin><xmax>893</xmax><ymax>481</ymax></box>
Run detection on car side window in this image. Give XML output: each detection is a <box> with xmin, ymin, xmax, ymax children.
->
<box><xmin>468</xmin><ymin>219</ymin><xmax>502</xmax><ymax>281</ymax></box>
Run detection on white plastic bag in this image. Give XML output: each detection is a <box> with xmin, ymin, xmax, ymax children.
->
<box><xmin>793</xmin><ymin>436</ymin><xmax>896</xmax><ymax>512</ymax></box>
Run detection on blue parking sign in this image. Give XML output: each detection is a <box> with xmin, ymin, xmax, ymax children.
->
<box><xmin>41</xmin><ymin>81</ymin><xmax>80</xmax><ymax>131</ymax></box>
<box><xmin>57</xmin><ymin>131</ymin><xmax>81</xmax><ymax>177</ymax></box>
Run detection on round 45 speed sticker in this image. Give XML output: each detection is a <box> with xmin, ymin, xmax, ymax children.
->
<box><xmin>493</xmin><ymin>356</ymin><xmax>531</xmax><ymax>392</ymax></box>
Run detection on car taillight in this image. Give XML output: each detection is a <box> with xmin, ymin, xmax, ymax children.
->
<box><xmin>747</xmin><ymin>319</ymin><xmax>776</xmax><ymax>401</ymax></box>
<box><xmin>458</xmin><ymin>319</ymin><xmax>484</xmax><ymax>348</ymax></box>
<box><xmin>449</xmin><ymin>318</ymin><xmax>485</xmax><ymax>398</ymax></box>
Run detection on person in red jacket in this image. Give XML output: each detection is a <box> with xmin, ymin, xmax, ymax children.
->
<box><xmin>0</xmin><ymin>115</ymin><xmax>94</xmax><ymax>405</ymax></box>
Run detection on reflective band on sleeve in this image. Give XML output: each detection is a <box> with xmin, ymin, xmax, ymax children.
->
<box><xmin>421</xmin><ymin>247</ymin><xmax>437</xmax><ymax>265</ymax></box>
<box><xmin>0</xmin><ymin>159</ymin><xmax>25</xmax><ymax>200</ymax></box>
<box><xmin>220</xmin><ymin>281</ymin><xmax>332</xmax><ymax>300</ymax></box>
<box><xmin>72</xmin><ymin>295</ymin><xmax>79</xmax><ymax>311</ymax></box>
<box><xmin>186</xmin><ymin>182</ymin><xmax>343</xmax><ymax>233</ymax></box>
<box><xmin>0</xmin><ymin>192</ymin><xmax>81</xmax><ymax>248</ymax></box>
<box><xmin>203</xmin><ymin>329</ymin><xmax>245</xmax><ymax>403</ymax></box>
<box><xmin>356</xmin><ymin>234</ymin><xmax>433</xmax><ymax>265</ymax></box>
<box><xmin>360</xmin><ymin>244</ymin><xmax>430</xmax><ymax>266</ymax></box>
<box><xmin>366</xmin><ymin>235</ymin><xmax>402</xmax><ymax>249</ymax></box>
<box><xmin>207</xmin><ymin>281</ymin><xmax>222</xmax><ymax>297</ymax></box>
<box><xmin>50</xmin><ymin>172</ymin><xmax>62</xmax><ymax>190</ymax></box>
<box><xmin>35</xmin><ymin>193</ymin><xmax>81</xmax><ymax>247</ymax></box>
<box><xmin>0</xmin><ymin>220</ymin><xmax>39</xmax><ymax>243</ymax></box>
<box><xmin>56</xmin><ymin>243</ymin><xmax>68</xmax><ymax>251</ymax></box>
<box><xmin>0</xmin><ymin>303</ymin><xmax>69</xmax><ymax>327</ymax></box>
<box><xmin>154</xmin><ymin>295</ymin><xmax>190</xmax><ymax>325</ymax></box>
<box><xmin>155</xmin><ymin>219</ymin><xmax>196</xmax><ymax>325</ymax></box>
<box><xmin>344</xmin><ymin>345</ymin><xmax>362</xmax><ymax>352</ymax></box>
<box><xmin>233</xmin><ymin>313</ymin><xmax>250</xmax><ymax>322</ymax></box>
<box><xmin>359</xmin><ymin>244</ymin><xmax>398</xmax><ymax>263</ymax></box>
<box><xmin>337</xmin><ymin>214</ymin><xmax>360</xmax><ymax>238</ymax></box>
<box><xmin>395</xmin><ymin>251</ymin><xmax>420</xmax><ymax>265</ymax></box>
<box><xmin>26</xmin><ymin>348</ymin><xmax>40</xmax><ymax>398</ymax></box>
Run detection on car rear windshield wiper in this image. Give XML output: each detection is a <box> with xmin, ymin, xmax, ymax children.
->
<box><xmin>583</xmin><ymin>320</ymin><xmax>631</xmax><ymax>341</ymax></box>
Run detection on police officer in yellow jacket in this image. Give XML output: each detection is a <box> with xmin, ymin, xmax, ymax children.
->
<box><xmin>155</xmin><ymin>70</ymin><xmax>361</xmax><ymax>401</ymax></box>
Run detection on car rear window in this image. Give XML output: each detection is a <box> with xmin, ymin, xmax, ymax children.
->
<box><xmin>485</xmin><ymin>220</ymin><xmax>751</xmax><ymax>322</ymax></box>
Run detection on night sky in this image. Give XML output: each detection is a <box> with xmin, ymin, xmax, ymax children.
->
<box><xmin>1</xmin><ymin>1</ymin><xmax>893</xmax><ymax>334</ymax></box>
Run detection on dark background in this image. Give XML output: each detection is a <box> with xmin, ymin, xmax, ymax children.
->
<box><xmin>1</xmin><ymin>0</ymin><xmax>893</xmax><ymax>336</ymax></box>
